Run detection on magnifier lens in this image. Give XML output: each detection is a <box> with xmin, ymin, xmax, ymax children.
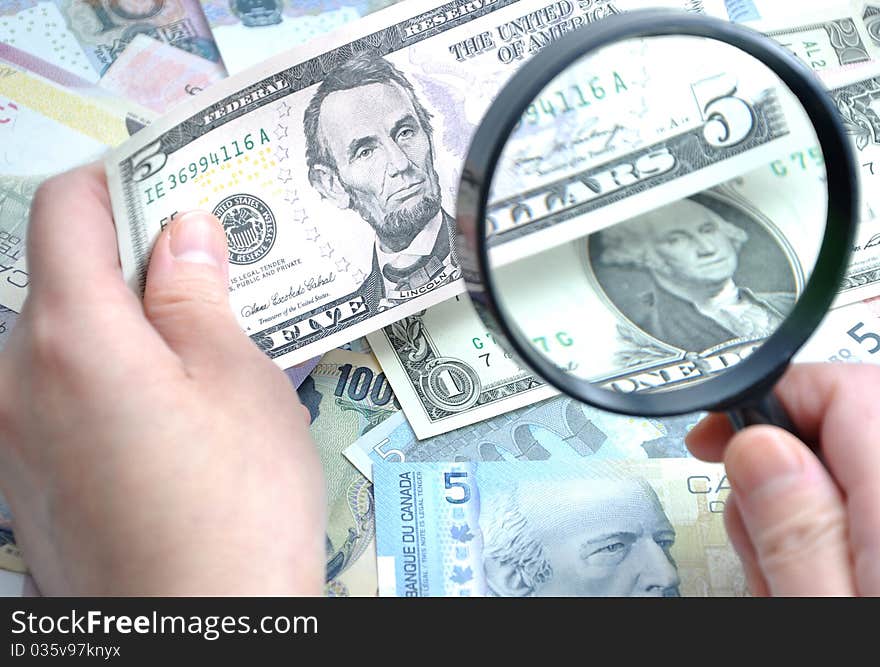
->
<box><xmin>485</xmin><ymin>34</ymin><xmax>827</xmax><ymax>399</ymax></box>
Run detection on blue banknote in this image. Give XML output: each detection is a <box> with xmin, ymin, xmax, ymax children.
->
<box><xmin>345</xmin><ymin>395</ymin><xmax>702</xmax><ymax>480</ymax></box>
<box><xmin>724</xmin><ymin>0</ymin><xmax>760</xmax><ymax>23</ymax></box>
<box><xmin>374</xmin><ymin>460</ymin><xmax>744</xmax><ymax>597</ymax></box>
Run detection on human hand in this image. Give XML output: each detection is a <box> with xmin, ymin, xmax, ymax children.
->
<box><xmin>0</xmin><ymin>164</ymin><xmax>326</xmax><ymax>595</ymax></box>
<box><xmin>686</xmin><ymin>363</ymin><xmax>880</xmax><ymax>596</ymax></box>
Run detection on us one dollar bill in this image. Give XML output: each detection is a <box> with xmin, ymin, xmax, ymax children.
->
<box><xmin>487</xmin><ymin>151</ymin><xmax>828</xmax><ymax>392</ymax></box>
<box><xmin>863</xmin><ymin>2</ymin><xmax>880</xmax><ymax>46</ymax></box>
<box><xmin>345</xmin><ymin>394</ymin><xmax>702</xmax><ymax>481</ymax></box>
<box><xmin>727</xmin><ymin>6</ymin><xmax>880</xmax><ymax>308</ymax></box>
<box><xmin>752</xmin><ymin>2</ymin><xmax>880</xmax><ymax>73</ymax></box>
<box><xmin>690</xmin><ymin>5</ymin><xmax>880</xmax><ymax>309</ymax></box>
<box><xmin>351</xmin><ymin>299</ymin><xmax>880</xmax><ymax>477</ymax></box>
<box><xmin>821</xmin><ymin>63</ymin><xmax>880</xmax><ymax>307</ymax></box>
<box><xmin>367</xmin><ymin>295</ymin><xmax>557</xmax><ymax>438</ymax></box>
<box><xmin>105</xmin><ymin>0</ymin><xmax>734</xmax><ymax>370</ymax></box>
<box><xmin>365</xmin><ymin>30</ymin><xmax>867</xmax><ymax>434</ymax></box>
<box><xmin>374</xmin><ymin>460</ymin><xmax>745</xmax><ymax>596</ymax></box>
<box><xmin>299</xmin><ymin>348</ymin><xmax>399</xmax><ymax>596</ymax></box>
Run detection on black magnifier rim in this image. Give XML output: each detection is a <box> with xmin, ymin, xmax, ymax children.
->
<box><xmin>458</xmin><ymin>8</ymin><xmax>858</xmax><ymax>417</ymax></box>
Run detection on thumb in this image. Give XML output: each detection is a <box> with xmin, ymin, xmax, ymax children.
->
<box><xmin>724</xmin><ymin>425</ymin><xmax>855</xmax><ymax>596</ymax></box>
<box><xmin>143</xmin><ymin>211</ymin><xmax>245</xmax><ymax>371</ymax></box>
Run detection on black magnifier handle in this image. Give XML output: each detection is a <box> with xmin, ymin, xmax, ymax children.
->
<box><xmin>725</xmin><ymin>393</ymin><xmax>823</xmax><ymax>462</ymax></box>
<box><xmin>726</xmin><ymin>393</ymin><xmax>796</xmax><ymax>433</ymax></box>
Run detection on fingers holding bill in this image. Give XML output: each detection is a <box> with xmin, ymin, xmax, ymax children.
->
<box><xmin>685</xmin><ymin>412</ymin><xmax>734</xmax><ymax>462</ymax></box>
<box><xmin>745</xmin><ymin>364</ymin><xmax>880</xmax><ymax>588</ymax></box>
<box><xmin>723</xmin><ymin>493</ymin><xmax>769</xmax><ymax>597</ymax></box>
<box><xmin>779</xmin><ymin>363</ymin><xmax>880</xmax><ymax>596</ymax></box>
<box><xmin>723</xmin><ymin>424</ymin><xmax>854</xmax><ymax>595</ymax></box>
<box><xmin>686</xmin><ymin>363</ymin><xmax>880</xmax><ymax>595</ymax></box>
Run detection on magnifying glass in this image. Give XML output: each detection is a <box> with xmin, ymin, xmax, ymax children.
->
<box><xmin>456</xmin><ymin>9</ymin><xmax>858</xmax><ymax>436</ymax></box>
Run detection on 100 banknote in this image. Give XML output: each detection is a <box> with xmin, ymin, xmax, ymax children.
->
<box><xmin>299</xmin><ymin>348</ymin><xmax>399</xmax><ymax>596</ymax></box>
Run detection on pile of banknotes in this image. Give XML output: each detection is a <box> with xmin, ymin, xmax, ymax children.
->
<box><xmin>2</xmin><ymin>0</ymin><xmax>880</xmax><ymax>597</ymax></box>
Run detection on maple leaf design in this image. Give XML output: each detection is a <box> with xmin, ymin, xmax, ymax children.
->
<box><xmin>450</xmin><ymin>566</ymin><xmax>473</xmax><ymax>585</ymax></box>
<box><xmin>450</xmin><ymin>523</ymin><xmax>474</xmax><ymax>543</ymax></box>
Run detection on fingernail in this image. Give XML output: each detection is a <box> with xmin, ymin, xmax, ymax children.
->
<box><xmin>684</xmin><ymin>416</ymin><xmax>709</xmax><ymax>447</ymax></box>
<box><xmin>730</xmin><ymin>430</ymin><xmax>803</xmax><ymax>496</ymax></box>
<box><xmin>169</xmin><ymin>211</ymin><xmax>224</xmax><ymax>268</ymax></box>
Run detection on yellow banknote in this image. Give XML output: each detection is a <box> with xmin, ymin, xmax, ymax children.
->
<box><xmin>0</xmin><ymin>62</ymin><xmax>150</xmax><ymax>313</ymax></box>
<box><xmin>301</xmin><ymin>348</ymin><xmax>399</xmax><ymax>596</ymax></box>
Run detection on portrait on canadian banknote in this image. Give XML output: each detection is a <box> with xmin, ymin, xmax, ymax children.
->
<box><xmin>588</xmin><ymin>195</ymin><xmax>798</xmax><ymax>356</ymax></box>
<box><xmin>304</xmin><ymin>52</ymin><xmax>459</xmax><ymax>312</ymax></box>
<box><xmin>479</xmin><ymin>476</ymin><xmax>681</xmax><ymax>597</ymax></box>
